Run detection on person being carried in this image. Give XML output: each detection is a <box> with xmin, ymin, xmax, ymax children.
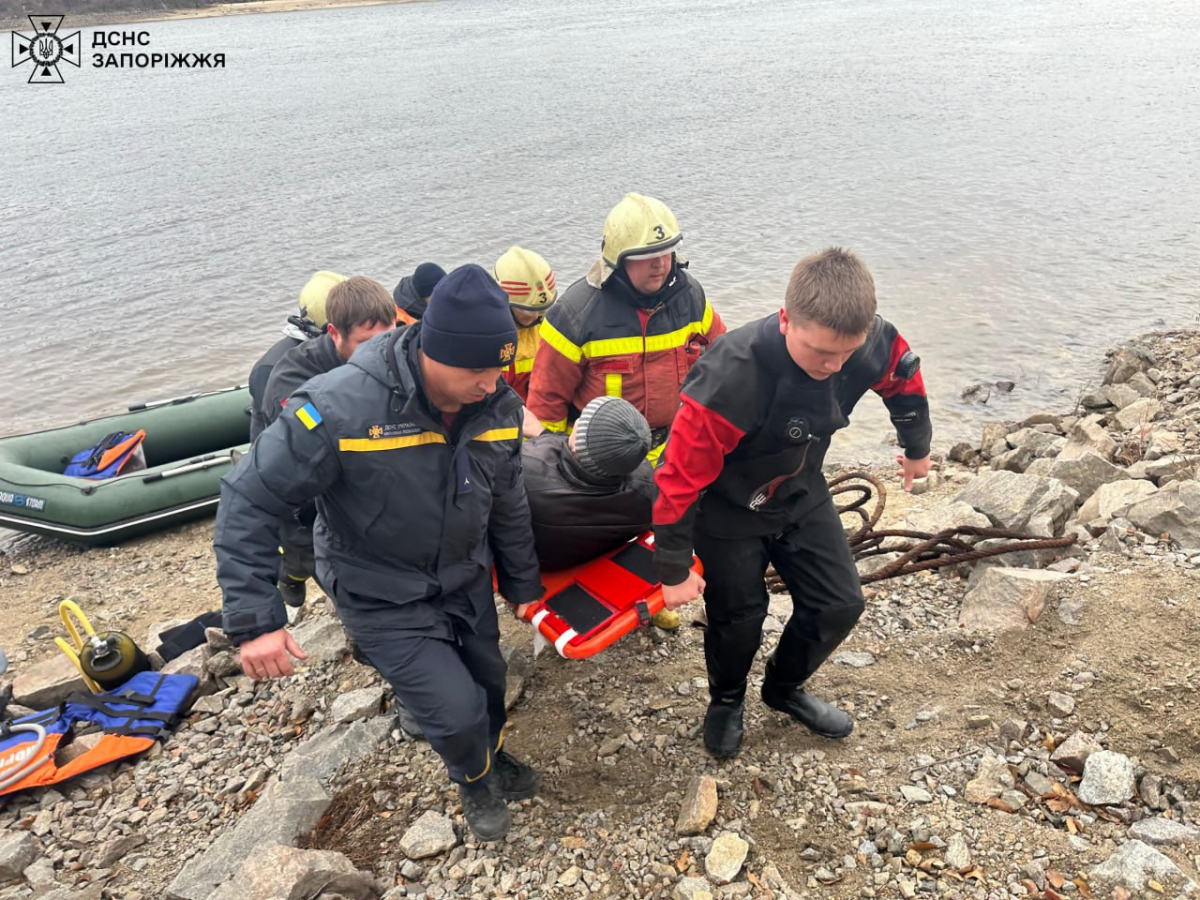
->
<box><xmin>259</xmin><ymin>276</ymin><xmax>397</xmax><ymax>608</ymax></box>
<box><xmin>525</xmin><ymin>192</ymin><xmax>725</xmax><ymax>457</ymax></box>
<box><xmin>652</xmin><ymin>247</ymin><xmax>932</xmax><ymax>759</ymax></box>
<box><xmin>215</xmin><ymin>265</ymin><xmax>544</xmax><ymax>842</ymax></box>
<box><xmin>523</xmin><ymin>396</ymin><xmax>654</xmax><ymax>571</ymax></box>
<box><xmin>393</xmin><ymin>262</ymin><xmax>446</xmax><ymax>325</ymax></box>
<box><xmin>249</xmin><ymin>271</ymin><xmax>346</xmax><ymax>442</ymax></box>
<box><xmin>492</xmin><ymin>246</ymin><xmax>557</xmax><ymax>404</ymax></box>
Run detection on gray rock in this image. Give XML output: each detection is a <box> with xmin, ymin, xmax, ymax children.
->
<box><xmin>856</xmin><ymin>552</ymin><xmax>904</xmax><ymax>578</ymax></box>
<box><xmin>330</xmin><ymin>687</ymin><xmax>385</xmax><ymax>724</ymax></box>
<box><xmin>145</xmin><ymin>616</ymin><xmax>196</xmax><ymax>653</ymax></box>
<box><xmin>504</xmin><ymin>674</ymin><xmax>525</xmax><ymax>710</ymax></box>
<box><xmin>96</xmin><ymin>833</ymin><xmax>147</xmax><ymax>867</ymax></box>
<box><xmin>1127</xmin><ymin>371</ymin><xmax>1158</xmax><ymax>395</ymax></box>
<box><xmin>1024</xmin><ymin>457</ymin><xmax>1055</xmax><ymax>477</ymax></box>
<box><xmin>1112</xmin><ymin>398</ymin><xmax>1163</xmax><ymax>433</ymax></box>
<box><xmin>1090</xmin><ymin>840</ymin><xmax>1191</xmax><ymax>893</ymax></box>
<box><xmin>0</xmin><ymin>833</ymin><xmax>38</xmax><ymax>881</ymax></box>
<box><xmin>1077</xmin><ymin>750</ymin><xmax>1135</xmax><ymax>806</ymax></box>
<box><xmin>289</xmin><ymin>616</ymin><xmax>349</xmax><ymax>665</ymax></box>
<box><xmin>998</xmin><ymin>719</ymin><xmax>1028</xmax><ymax>745</ymax></box>
<box><xmin>205</xmin><ymin>650</ymin><xmax>242</xmax><ymax>678</ymax></box>
<box><xmin>958</xmin><ymin>568</ymin><xmax>1069</xmax><ymax>632</ymax></box>
<box><xmin>1103</xmin><ymin>347</ymin><xmax>1150</xmax><ymax>385</ymax></box>
<box><xmin>1104</xmin><ymin>383</ymin><xmax>1143</xmax><ymax>410</ymax></box>
<box><xmin>1130</xmin><ymin>817</ymin><xmax>1200</xmax><ymax>845</ymax></box>
<box><xmin>1058</xmin><ymin>418</ymin><xmax>1118</xmax><ymax>463</ymax></box>
<box><xmin>899</xmin><ymin>785</ymin><xmax>933</xmax><ymax>804</ymax></box>
<box><xmin>832</xmin><ymin>651</ymin><xmax>876</xmax><ymax>668</ymax></box>
<box><xmin>21</xmin><ymin>857</ymin><xmax>55</xmax><ymax>888</ymax></box>
<box><xmin>209</xmin><ymin>843</ymin><xmax>379</xmax><ymax>900</ymax></box>
<box><xmin>1047</xmin><ymin>691</ymin><xmax>1076</xmax><ymax>718</ymax></box>
<box><xmin>1078</xmin><ymin>480</ymin><xmax>1158</xmax><ymax>527</ymax></box>
<box><xmin>704</xmin><ymin>833</ymin><xmax>749</xmax><ymax>885</ymax></box>
<box><xmin>1024</xmin><ymin>771</ymin><xmax>1056</xmax><ymax>796</ymax></box>
<box><xmin>1132</xmin><ymin>453</ymin><xmax>1200</xmax><ymax>485</ymax></box>
<box><xmin>204</xmin><ymin>627</ymin><xmax>233</xmax><ymax>653</ymax></box>
<box><xmin>1050</xmin><ymin>731</ymin><xmax>1103</xmax><ymax>773</ymax></box>
<box><xmin>279</xmin><ymin>716</ymin><xmax>393</xmax><ymax>785</ymax></box>
<box><xmin>398</xmin><ymin>811</ymin><xmax>458</xmax><ymax>860</ymax></box>
<box><xmin>908</xmin><ymin>470</ymin><xmax>941</xmax><ymax>494</ymax></box>
<box><xmin>674</xmin><ymin>877</ymin><xmax>715</xmax><ymax>900</ymax></box>
<box><xmin>1048</xmin><ymin>452</ymin><xmax>1131</xmax><ymax>505</ymax></box>
<box><xmin>10</xmin><ymin>654</ymin><xmax>87</xmax><ymax>708</ymax></box>
<box><xmin>167</xmin><ymin>777</ymin><xmax>331</xmax><ymax>900</ymax></box>
<box><xmin>964</xmin><ymin>754</ymin><xmax>1014</xmax><ymax>803</ymax></box>
<box><xmin>500</xmin><ymin>643</ymin><xmax>533</xmax><ymax>679</ymax></box>
<box><xmin>1125</xmin><ymin>479</ymin><xmax>1200</xmax><ymax>546</ymax></box>
<box><xmin>676</xmin><ymin>775</ymin><xmax>719</xmax><ymax>836</ymax></box>
<box><xmin>944</xmin><ymin>833</ymin><xmax>971</xmax><ymax>869</ymax></box>
<box><xmin>953</xmin><ymin>470</ymin><xmax>1077</xmax><ymax>536</ymax></box>
<box><xmin>991</xmin><ymin>446</ymin><xmax>1034</xmax><ymax>473</ymax></box>
<box><xmin>1145</xmin><ymin>429</ymin><xmax>1184</xmax><ymax>460</ymax></box>
<box><xmin>162</xmin><ymin>644</ymin><xmax>214</xmax><ymax>696</ymax></box>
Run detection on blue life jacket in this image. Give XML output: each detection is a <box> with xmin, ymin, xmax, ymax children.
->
<box><xmin>63</xmin><ymin>430</ymin><xmax>147</xmax><ymax>479</ymax></box>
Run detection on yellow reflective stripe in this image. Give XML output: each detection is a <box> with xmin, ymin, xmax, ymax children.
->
<box><xmin>473</xmin><ymin>427</ymin><xmax>519</xmax><ymax>442</ymax></box>
<box><xmin>644</xmin><ymin>317</ymin><xmax>704</xmax><ymax>353</ymax></box>
<box><xmin>605</xmin><ymin>373</ymin><xmax>622</xmax><ymax>398</ymax></box>
<box><xmin>538</xmin><ymin>319</ymin><xmax>583</xmax><ymax>364</ymax></box>
<box><xmin>582</xmin><ymin>335</ymin><xmax>643</xmax><ymax>358</ymax></box>
<box><xmin>646</xmin><ymin>441</ymin><xmax>667</xmax><ymax>467</ymax></box>
<box><xmin>541</xmin><ymin>418</ymin><xmax>569</xmax><ymax>433</ymax></box>
<box><xmin>339</xmin><ymin>432</ymin><xmax>446</xmax><ymax>452</ymax></box>
<box><xmin>514</xmin><ymin>357</ymin><xmax>535</xmax><ymax>373</ymax></box>
<box><xmin>464</xmin><ymin>749</ymin><xmax>491</xmax><ymax>783</ymax></box>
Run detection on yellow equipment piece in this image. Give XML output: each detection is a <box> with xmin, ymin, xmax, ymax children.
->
<box><xmin>298</xmin><ymin>270</ymin><xmax>347</xmax><ymax>329</ymax></box>
<box><xmin>55</xmin><ymin>600</ymin><xmax>150</xmax><ymax>693</ymax></box>
<box><xmin>601</xmin><ymin>193</ymin><xmax>682</xmax><ymax>268</ymax></box>
<box><xmin>493</xmin><ymin>246</ymin><xmax>558</xmax><ymax>312</ymax></box>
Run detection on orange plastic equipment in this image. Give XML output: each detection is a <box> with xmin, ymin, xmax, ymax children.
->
<box><xmin>519</xmin><ymin>532</ymin><xmax>701</xmax><ymax>659</ymax></box>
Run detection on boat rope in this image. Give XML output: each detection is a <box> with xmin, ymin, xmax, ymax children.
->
<box><xmin>765</xmin><ymin>471</ymin><xmax>1078</xmax><ymax>589</ymax></box>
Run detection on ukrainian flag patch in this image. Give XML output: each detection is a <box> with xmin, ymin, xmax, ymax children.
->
<box><xmin>295</xmin><ymin>402</ymin><xmax>323</xmax><ymax>430</ymax></box>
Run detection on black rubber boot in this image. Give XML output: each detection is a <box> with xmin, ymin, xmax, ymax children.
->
<box><xmin>703</xmin><ymin>684</ymin><xmax>746</xmax><ymax>759</ymax></box>
<box><xmin>393</xmin><ymin>702</ymin><xmax>426</xmax><ymax>741</ymax></box>
<box><xmin>459</xmin><ymin>781</ymin><xmax>510</xmax><ymax>842</ymax></box>
<box><xmin>761</xmin><ymin>657</ymin><xmax>853</xmax><ymax>739</ymax></box>
<box><xmin>493</xmin><ymin>749</ymin><xmax>541</xmax><ymax>800</ymax></box>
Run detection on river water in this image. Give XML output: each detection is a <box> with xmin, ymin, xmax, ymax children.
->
<box><xmin>3</xmin><ymin>0</ymin><xmax>1198</xmax><ymax>462</ymax></box>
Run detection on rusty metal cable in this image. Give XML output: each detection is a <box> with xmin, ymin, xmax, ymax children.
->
<box><xmin>765</xmin><ymin>471</ymin><xmax>1078</xmax><ymax>589</ymax></box>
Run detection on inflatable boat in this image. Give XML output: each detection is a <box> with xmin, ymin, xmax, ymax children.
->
<box><xmin>0</xmin><ymin>386</ymin><xmax>251</xmax><ymax>546</ymax></box>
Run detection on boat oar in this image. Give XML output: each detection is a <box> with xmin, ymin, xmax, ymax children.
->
<box><xmin>142</xmin><ymin>455</ymin><xmax>234</xmax><ymax>483</ymax></box>
<box><xmin>127</xmin><ymin>384</ymin><xmax>247</xmax><ymax>412</ymax></box>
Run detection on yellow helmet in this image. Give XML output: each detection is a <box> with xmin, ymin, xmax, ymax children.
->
<box><xmin>601</xmin><ymin>193</ymin><xmax>682</xmax><ymax>269</ymax></box>
<box><xmin>492</xmin><ymin>246</ymin><xmax>558</xmax><ymax>312</ymax></box>
<box><xmin>297</xmin><ymin>270</ymin><xmax>346</xmax><ymax>328</ymax></box>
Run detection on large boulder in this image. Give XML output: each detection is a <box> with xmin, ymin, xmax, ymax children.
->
<box><xmin>1128</xmin><ymin>453</ymin><xmax>1200</xmax><ymax>485</ymax></box>
<box><xmin>11</xmin><ymin>654</ymin><xmax>88</xmax><ymax>708</ymax></box>
<box><xmin>1077</xmin><ymin>480</ymin><xmax>1158</xmax><ymax>527</ymax></box>
<box><xmin>953</xmin><ymin>470</ymin><xmax>1078</xmax><ymax>536</ymax></box>
<box><xmin>958</xmin><ymin>568</ymin><xmax>1070</xmax><ymax>631</ymax></box>
<box><xmin>1111</xmin><ymin>398</ymin><xmax>1163</xmax><ymax>433</ymax></box>
<box><xmin>1102</xmin><ymin>347</ymin><xmax>1151</xmax><ymax>385</ymax></box>
<box><xmin>1057</xmin><ymin>418</ymin><xmax>1117</xmax><ymax>462</ymax></box>
<box><xmin>905</xmin><ymin>501</ymin><xmax>992</xmax><ymax>536</ymax></box>
<box><xmin>209</xmin><ymin>844</ymin><xmax>379</xmax><ymax>900</ymax></box>
<box><xmin>1103</xmin><ymin>383</ymin><xmax>1143</xmax><ymax>410</ymax></box>
<box><xmin>1124</xmin><ymin>480</ymin><xmax>1200</xmax><ymax>547</ymax></box>
<box><xmin>1090</xmin><ymin>840</ymin><xmax>1194</xmax><ymax>895</ymax></box>
<box><xmin>1048</xmin><ymin>452</ymin><xmax>1130</xmax><ymax>505</ymax></box>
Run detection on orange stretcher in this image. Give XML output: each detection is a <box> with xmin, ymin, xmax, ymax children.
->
<box><xmin>520</xmin><ymin>532</ymin><xmax>701</xmax><ymax>659</ymax></box>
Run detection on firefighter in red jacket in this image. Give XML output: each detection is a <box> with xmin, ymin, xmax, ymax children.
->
<box><xmin>652</xmin><ymin>248</ymin><xmax>932</xmax><ymax>759</ymax></box>
<box><xmin>492</xmin><ymin>246</ymin><xmax>557</xmax><ymax>402</ymax></box>
<box><xmin>525</xmin><ymin>193</ymin><xmax>726</xmax><ymax>456</ymax></box>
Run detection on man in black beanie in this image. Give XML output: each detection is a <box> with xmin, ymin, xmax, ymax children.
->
<box><xmin>393</xmin><ymin>262</ymin><xmax>447</xmax><ymax>324</ymax></box>
<box><xmin>523</xmin><ymin>396</ymin><xmax>655</xmax><ymax>571</ymax></box>
<box><xmin>215</xmin><ymin>264</ymin><xmax>543</xmax><ymax>842</ymax></box>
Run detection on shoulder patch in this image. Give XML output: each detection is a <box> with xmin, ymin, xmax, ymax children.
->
<box><xmin>295</xmin><ymin>402</ymin><xmax>323</xmax><ymax>430</ymax></box>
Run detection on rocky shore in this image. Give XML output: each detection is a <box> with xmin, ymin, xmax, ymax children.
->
<box><xmin>1</xmin><ymin>328</ymin><xmax>1199</xmax><ymax>900</ymax></box>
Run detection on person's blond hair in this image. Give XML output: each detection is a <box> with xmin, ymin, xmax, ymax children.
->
<box><xmin>784</xmin><ymin>247</ymin><xmax>876</xmax><ymax>335</ymax></box>
<box><xmin>326</xmin><ymin>276</ymin><xmax>396</xmax><ymax>335</ymax></box>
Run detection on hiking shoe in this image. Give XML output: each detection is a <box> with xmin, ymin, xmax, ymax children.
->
<box><xmin>459</xmin><ymin>782</ymin><xmax>510</xmax><ymax>842</ymax></box>
<box><xmin>393</xmin><ymin>702</ymin><xmax>426</xmax><ymax>741</ymax></box>
<box><xmin>651</xmin><ymin>609</ymin><xmax>681</xmax><ymax>631</ymax></box>
<box><xmin>703</xmin><ymin>699</ymin><xmax>745</xmax><ymax>759</ymax></box>
<box><xmin>493</xmin><ymin>749</ymin><xmax>541</xmax><ymax>800</ymax></box>
<box><xmin>278</xmin><ymin>577</ymin><xmax>307</xmax><ymax>609</ymax></box>
<box><xmin>761</xmin><ymin>682</ymin><xmax>853</xmax><ymax>739</ymax></box>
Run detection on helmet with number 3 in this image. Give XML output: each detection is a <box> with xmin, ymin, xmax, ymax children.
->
<box><xmin>601</xmin><ymin>193</ymin><xmax>682</xmax><ymax>270</ymax></box>
<box><xmin>493</xmin><ymin>246</ymin><xmax>558</xmax><ymax>312</ymax></box>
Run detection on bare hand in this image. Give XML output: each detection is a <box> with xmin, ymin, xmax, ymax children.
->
<box><xmin>521</xmin><ymin>407</ymin><xmax>546</xmax><ymax>439</ymax></box>
<box><xmin>238</xmin><ymin>629</ymin><xmax>308</xmax><ymax>680</ymax></box>
<box><xmin>896</xmin><ymin>454</ymin><xmax>931</xmax><ymax>492</ymax></box>
<box><xmin>506</xmin><ymin>599</ymin><xmax>537</xmax><ymax>620</ymax></box>
<box><xmin>661</xmin><ymin>570</ymin><xmax>706</xmax><ymax>611</ymax></box>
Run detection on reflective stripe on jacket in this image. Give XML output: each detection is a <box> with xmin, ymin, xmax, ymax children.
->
<box><xmin>502</xmin><ymin>323</ymin><xmax>541</xmax><ymax>402</ymax></box>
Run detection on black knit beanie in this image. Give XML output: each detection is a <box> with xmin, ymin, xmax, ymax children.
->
<box><xmin>574</xmin><ymin>397</ymin><xmax>652</xmax><ymax>477</ymax></box>
<box><xmin>421</xmin><ymin>265</ymin><xmax>519</xmax><ymax>369</ymax></box>
<box><xmin>412</xmin><ymin>262</ymin><xmax>446</xmax><ymax>299</ymax></box>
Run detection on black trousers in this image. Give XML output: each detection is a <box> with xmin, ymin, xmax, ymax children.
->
<box><xmin>334</xmin><ymin>589</ymin><xmax>508</xmax><ymax>786</ymax></box>
<box><xmin>695</xmin><ymin>494</ymin><xmax>865</xmax><ymax>698</ymax></box>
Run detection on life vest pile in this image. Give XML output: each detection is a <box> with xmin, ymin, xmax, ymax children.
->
<box><xmin>62</xmin><ymin>430</ymin><xmax>147</xmax><ymax>479</ymax></box>
<box><xmin>0</xmin><ymin>671</ymin><xmax>197</xmax><ymax>798</ymax></box>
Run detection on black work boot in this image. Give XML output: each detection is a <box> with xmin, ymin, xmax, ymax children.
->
<box><xmin>703</xmin><ymin>685</ymin><xmax>746</xmax><ymax>759</ymax></box>
<box><xmin>493</xmin><ymin>749</ymin><xmax>542</xmax><ymax>800</ymax></box>
<box><xmin>277</xmin><ymin>575</ymin><xmax>307</xmax><ymax>608</ymax></box>
<box><xmin>459</xmin><ymin>781</ymin><xmax>510</xmax><ymax>842</ymax></box>
<box><xmin>393</xmin><ymin>702</ymin><xmax>426</xmax><ymax>741</ymax></box>
<box><xmin>761</xmin><ymin>657</ymin><xmax>853</xmax><ymax>739</ymax></box>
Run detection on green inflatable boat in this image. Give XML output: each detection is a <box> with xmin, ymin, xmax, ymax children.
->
<box><xmin>0</xmin><ymin>386</ymin><xmax>251</xmax><ymax>546</ymax></box>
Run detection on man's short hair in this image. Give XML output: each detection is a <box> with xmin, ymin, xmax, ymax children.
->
<box><xmin>326</xmin><ymin>276</ymin><xmax>396</xmax><ymax>335</ymax></box>
<box><xmin>784</xmin><ymin>247</ymin><xmax>877</xmax><ymax>335</ymax></box>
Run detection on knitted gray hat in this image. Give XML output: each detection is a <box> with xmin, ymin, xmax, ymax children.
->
<box><xmin>573</xmin><ymin>396</ymin><xmax>652</xmax><ymax>478</ymax></box>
